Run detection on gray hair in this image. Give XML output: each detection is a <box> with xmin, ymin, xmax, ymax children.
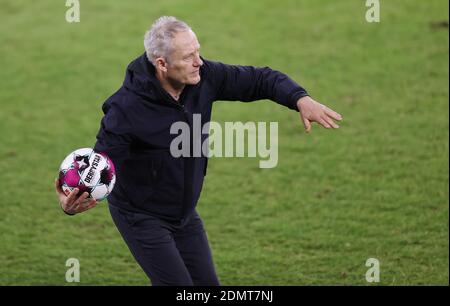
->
<box><xmin>144</xmin><ymin>16</ymin><xmax>192</xmax><ymax>65</ymax></box>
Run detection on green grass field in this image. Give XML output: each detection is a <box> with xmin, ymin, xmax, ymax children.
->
<box><xmin>0</xmin><ymin>0</ymin><xmax>448</xmax><ymax>285</ymax></box>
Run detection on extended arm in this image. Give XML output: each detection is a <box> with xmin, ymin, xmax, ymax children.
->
<box><xmin>206</xmin><ymin>60</ymin><xmax>342</xmax><ymax>132</ymax></box>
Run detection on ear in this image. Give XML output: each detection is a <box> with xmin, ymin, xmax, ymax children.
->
<box><xmin>155</xmin><ymin>57</ymin><xmax>168</xmax><ymax>72</ymax></box>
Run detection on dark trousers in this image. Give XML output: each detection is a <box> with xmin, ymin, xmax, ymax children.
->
<box><xmin>109</xmin><ymin>203</ymin><xmax>220</xmax><ymax>286</ymax></box>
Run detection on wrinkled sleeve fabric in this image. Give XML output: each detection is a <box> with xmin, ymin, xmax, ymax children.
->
<box><xmin>93</xmin><ymin>101</ymin><xmax>134</xmax><ymax>172</ymax></box>
<box><xmin>204</xmin><ymin>59</ymin><xmax>309</xmax><ymax>111</ymax></box>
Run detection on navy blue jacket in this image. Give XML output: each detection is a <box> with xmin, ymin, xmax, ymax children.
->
<box><xmin>94</xmin><ymin>53</ymin><xmax>308</xmax><ymax>222</ymax></box>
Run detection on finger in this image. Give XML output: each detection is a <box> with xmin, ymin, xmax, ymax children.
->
<box><xmin>324</xmin><ymin>108</ymin><xmax>343</xmax><ymax>121</ymax></box>
<box><xmin>74</xmin><ymin>192</ymin><xmax>90</xmax><ymax>205</ymax></box>
<box><xmin>323</xmin><ymin>115</ymin><xmax>339</xmax><ymax>129</ymax></box>
<box><xmin>67</xmin><ymin>195</ymin><xmax>90</xmax><ymax>214</ymax></box>
<box><xmin>65</xmin><ymin>188</ymin><xmax>80</xmax><ymax>206</ymax></box>
<box><xmin>301</xmin><ymin>116</ymin><xmax>312</xmax><ymax>133</ymax></box>
<box><xmin>78</xmin><ymin>197</ymin><xmax>95</xmax><ymax>207</ymax></box>
<box><xmin>85</xmin><ymin>199</ymin><xmax>97</xmax><ymax>208</ymax></box>
<box><xmin>317</xmin><ymin>117</ymin><xmax>331</xmax><ymax>129</ymax></box>
<box><xmin>65</xmin><ymin>196</ymin><xmax>83</xmax><ymax>213</ymax></box>
<box><xmin>84</xmin><ymin>199</ymin><xmax>98</xmax><ymax>210</ymax></box>
<box><xmin>77</xmin><ymin>199</ymin><xmax>98</xmax><ymax>213</ymax></box>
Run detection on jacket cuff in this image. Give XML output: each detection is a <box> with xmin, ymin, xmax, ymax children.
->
<box><xmin>290</xmin><ymin>91</ymin><xmax>310</xmax><ymax>112</ymax></box>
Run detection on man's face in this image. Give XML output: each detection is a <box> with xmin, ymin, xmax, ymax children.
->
<box><xmin>166</xmin><ymin>30</ymin><xmax>203</xmax><ymax>85</ymax></box>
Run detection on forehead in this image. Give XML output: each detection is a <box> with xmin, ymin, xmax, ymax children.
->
<box><xmin>171</xmin><ymin>31</ymin><xmax>200</xmax><ymax>54</ymax></box>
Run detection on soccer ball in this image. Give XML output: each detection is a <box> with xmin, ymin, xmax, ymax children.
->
<box><xmin>58</xmin><ymin>148</ymin><xmax>116</xmax><ymax>201</ymax></box>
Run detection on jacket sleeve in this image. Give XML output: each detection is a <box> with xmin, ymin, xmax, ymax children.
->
<box><xmin>93</xmin><ymin>102</ymin><xmax>133</xmax><ymax>172</ymax></box>
<box><xmin>204</xmin><ymin>59</ymin><xmax>309</xmax><ymax>111</ymax></box>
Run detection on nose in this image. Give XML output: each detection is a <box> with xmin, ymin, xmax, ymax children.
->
<box><xmin>193</xmin><ymin>54</ymin><xmax>203</xmax><ymax>67</ymax></box>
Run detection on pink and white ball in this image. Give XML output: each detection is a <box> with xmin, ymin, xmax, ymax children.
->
<box><xmin>58</xmin><ymin>148</ymin><xmax>116</xmax><ymax>201</ymax></box>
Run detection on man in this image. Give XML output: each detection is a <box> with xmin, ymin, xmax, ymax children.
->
<box><xmin>55</xmin><ymin>16</ymin><xmax>342</xmax><ymax>285</ymax></box>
